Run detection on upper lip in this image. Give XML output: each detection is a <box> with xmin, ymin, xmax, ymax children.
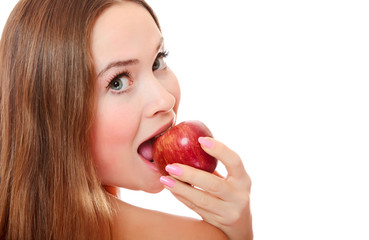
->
<box><xmin>140</xmin><ymin>118</ymin><xmax>176</xmax><ymax>145</ymax></box>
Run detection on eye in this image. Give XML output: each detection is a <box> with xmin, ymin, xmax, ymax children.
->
<box><xmin>106</xmin><ymin>72</ymin><xmax>133</xmax><ymax>94</ymax></box>
<box><xmin>152</xmin><ymin>51</ymin><xmax>169</xmax><ymax>71</ymax></box>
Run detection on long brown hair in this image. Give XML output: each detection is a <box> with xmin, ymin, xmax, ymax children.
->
<box><xmin>0</xmin><ymin>0</ymin><xmax>159</xmax><ymax>239</ymax></box>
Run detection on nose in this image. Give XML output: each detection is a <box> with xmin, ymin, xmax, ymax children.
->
<box><xmin>143</xmin><ymin>75</ymin><xmax>176</xmax><ymax>118</ymax></box>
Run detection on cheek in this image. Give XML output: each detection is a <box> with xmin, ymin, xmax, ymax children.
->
<box><xmin>90</xmin><ymin>102</ymin><xmax>138</xmax><ymax>172</ymax></box>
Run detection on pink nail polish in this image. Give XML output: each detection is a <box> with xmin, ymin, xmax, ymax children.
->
<box><xmin>165</xmin><ymin>165</ymin><xmax>183</xmax><ymax>176</ymax></box>
<box><xmin>198</xmin><ymin>137</ymin><xmax>214</xmax><ymax>149</ymax></box>
<box><xmin>160</xmin><ymin>176</ymin><xmax>175</xmax><ymax>188</ymax></box>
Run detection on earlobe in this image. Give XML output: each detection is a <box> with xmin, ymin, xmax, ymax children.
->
<box><xmin>104</xmin><ymin>185</ymin><xmax>120</xmax><ymax>197</ymax></box>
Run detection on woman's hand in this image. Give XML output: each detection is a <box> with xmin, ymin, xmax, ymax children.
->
<box><xmin>159</xmin><ymin>137</ymin><xmax>253</xmax><ymax>240</ymax></box>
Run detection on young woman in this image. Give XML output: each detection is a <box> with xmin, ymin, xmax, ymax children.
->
<box><xmin>0</xmin><ymin>0</ymin><xmax>252</xmax><ymax>239</ymax></box>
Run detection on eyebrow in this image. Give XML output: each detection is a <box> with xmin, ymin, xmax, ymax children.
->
<box><xmin>97</xmin><ymin>59</ymin><xmax>138</xmax><ymax>78</ymax></box>
<box><xmin>97</xmin><ymin>37</ymin><xmax>164</xmax><ymax>78</ymax></box>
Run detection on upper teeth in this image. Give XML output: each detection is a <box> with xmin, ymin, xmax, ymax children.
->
<box><xmin>155</xmin><ymin>126</ymin><xmax>172</xmax><ymax>139</ymax></box>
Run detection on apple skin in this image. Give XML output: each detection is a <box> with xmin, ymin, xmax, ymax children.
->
<box><xmin>152</xmin><ymin>120</ymin><xmax>217</xmax><ymax>176</ymax></box>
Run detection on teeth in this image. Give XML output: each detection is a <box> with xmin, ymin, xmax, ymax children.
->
<box><xmin>155</xmin><ymin>126</ymin><xmax>172</xmax><ymax>139</ymax></box>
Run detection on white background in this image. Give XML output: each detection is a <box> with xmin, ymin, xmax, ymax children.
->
<box><xmin>1</xmin><ymin>0</ymin><xmax>369</xmax><ymax>239</ymax></box>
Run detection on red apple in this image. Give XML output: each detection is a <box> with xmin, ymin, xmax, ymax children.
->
<box><xmin>152</xmin><ymin>120</ymin><xmax>217</xmax><ymax>175</ymax></box>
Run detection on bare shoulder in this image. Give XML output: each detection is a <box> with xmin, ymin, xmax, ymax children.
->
<box><xmin>109</xmin><ymin>196</ymin><xmax>228</xmax><ymax>240</ymax></box>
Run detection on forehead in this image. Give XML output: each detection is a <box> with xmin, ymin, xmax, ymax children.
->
<box><xmin>91</xmin><ymin>1</ymin><xmax>161</xmax><ymax>71</ymax></box>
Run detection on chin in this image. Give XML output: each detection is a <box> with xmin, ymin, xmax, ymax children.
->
<box><xmin>142</xmin><ymin>183</ymin><xmax>165</xmax><ymax>194</ymax></box>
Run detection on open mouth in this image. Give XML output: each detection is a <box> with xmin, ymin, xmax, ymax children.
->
<box><xmin>137</xmin><ymin>138</ymin><xmax>155</xmax><ymax>163</ymax></box>
<box><xmin>137</xmin><ymin>120</ymin><xmax>175</xmax><ymax>164</ymax></box>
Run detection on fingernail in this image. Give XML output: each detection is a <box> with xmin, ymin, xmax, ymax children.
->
<box><xmin>160</xmin><ymin>176</ymin><xmax>175</xmax><ymax>188</ymax></box>
<box><xmin>165</xmin><ymin>165</ymin><xmax>183</xmax><ymax>176</ymax></box>
<box><xmin>198</xmin><ymin>137</ymin><xmax>214</xmax><ymax>149</ymax></box>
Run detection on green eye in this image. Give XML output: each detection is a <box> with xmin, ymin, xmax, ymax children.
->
<box><xmin>152</xmin><ymin>51</ymin><xmax>169</xmax><ymax>71</ymax></box>
<box><xmin>152</xmin><ymin>58</ymin><xmax>162</xmax><ymax>71</ymax></box>
<box><xmin>107</xmin><ymin>72</ymin><xmax>132</xmax><ymax>94</ymax></box>
<box><xmin>110</xmin><ymin>78</ymin><xmax>123</xmax><ymax>90</ymax></box>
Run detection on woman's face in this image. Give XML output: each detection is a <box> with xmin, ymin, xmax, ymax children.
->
<box><xmin>90</xmin><ymin>2</ymin><xmax>180</xmax><ymax>193</ymax></box>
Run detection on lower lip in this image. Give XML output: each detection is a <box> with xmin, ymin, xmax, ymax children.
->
<box><xmin>139</xmin><ymin>154</ymin><xmax>159</xmax><ymax>173</ymax></box>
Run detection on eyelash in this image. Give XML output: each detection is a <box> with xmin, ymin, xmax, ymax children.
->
<box><xmin>157</xmin><ymin>50</ymin><xmax>169</xmax><ymax>59</ymax></box>
<box><xmin>106</xmin><ymin>71</ymin><xmax>132</xmax><ymax>94</ymax></box>
<box><xmin>106</xmin><ymin>50</ymin><xmax>169</xmax><ymax>94</ymax></box>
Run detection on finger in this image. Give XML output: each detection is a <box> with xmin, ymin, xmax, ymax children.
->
<box><xmin>172</xmin><ymin>193</ymin><xmax>224</xmax><ymax>229</ymax></box>
<box><xmin>198</xmin><ymin>137</ymin><xmax>247</xmax><ymax>179</ymax></box>
<box><xmin>213</xmin><ymin>170</ymin><xmax>225</xmax><ymax>179</ymax></box>
<box><xmin>160</xmin><ymin>175</ymin><xmax>225</xmax><ymax>216</ymax></box>
<box><xmin>173</xmin><ymin>192</ymin><xmax>243</xmax><ymax>229</ymax></box>
<box><xmin>165</xmin><ymin>164</ymin><xmax>229</xmax><ymax>200</ymax></box>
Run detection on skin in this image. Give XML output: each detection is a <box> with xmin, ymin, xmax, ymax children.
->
<box><xmin>90</xmin><ymin>2</ymin><xmax>252</xmax><ymax>239</ymax></box>
<box><xmin>90</xmin><ymin>1</ymin><xmax>179</xmax><ymax>194</ymax></box>
<box><xmin>164</xmin><ymin>138</ymin><xmax>253</xmax><ymax>240</ymax></box>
